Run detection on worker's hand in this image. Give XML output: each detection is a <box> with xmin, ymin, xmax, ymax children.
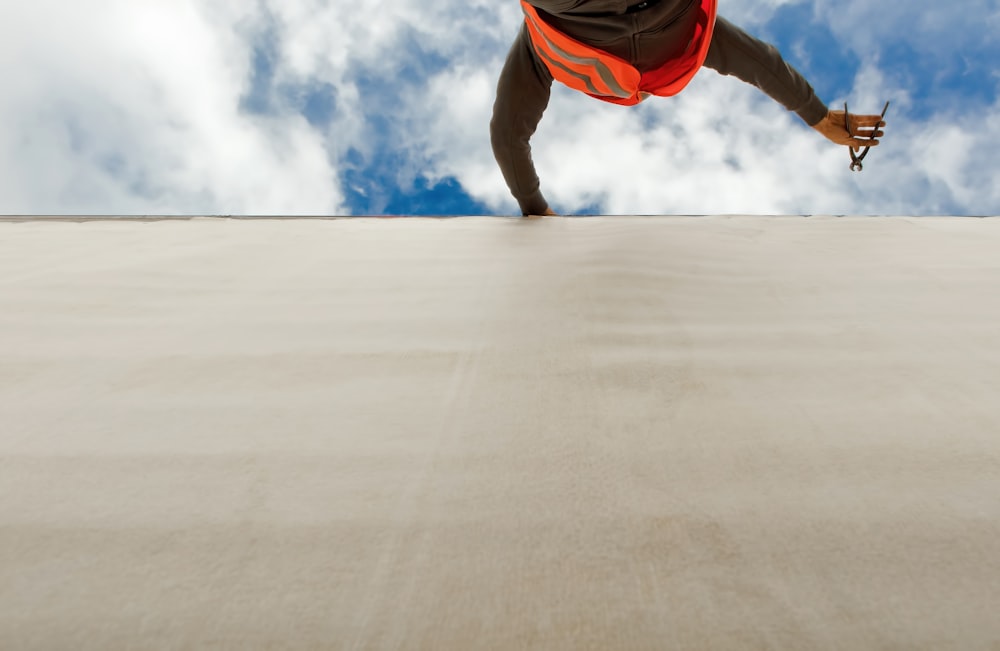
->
<box><xmin>525</xmin><ymin>207</ymin><xmax>558</xmax><ymax>219</ymax></box>
<box><xmin>813</xmin><ymin>109</ymin><xmax>885</xmax><ymax>149</ymax></box>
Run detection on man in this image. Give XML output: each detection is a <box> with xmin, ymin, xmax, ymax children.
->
<box><xmin>491</xmin><ymin>0</ymin><xmax>886</xmax><ymax>216</ymax></box>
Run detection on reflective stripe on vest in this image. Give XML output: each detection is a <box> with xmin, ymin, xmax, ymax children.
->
<box><xmin>520</xmin><ymin>0</ymin><xmax>718</xmax><ymax>106</ymax></box>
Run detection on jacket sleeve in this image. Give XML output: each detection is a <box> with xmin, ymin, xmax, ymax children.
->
<box><xmin>702</xmin><ymin>16</ymin><xmax>829</xmax><ymax>127</ymax></box>
<box><xmin>490</xmin><ymin>23</ymin><xmax>554</xmax><ymax>216</ymax></box>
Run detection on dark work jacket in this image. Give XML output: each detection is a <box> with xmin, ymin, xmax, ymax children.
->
<box><xmin>490</xmin><ymin>0</ymin><xmax>829</xmax><ymax>215</ymax></box>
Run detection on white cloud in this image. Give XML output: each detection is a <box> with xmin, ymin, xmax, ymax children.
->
<box><xmin>0</xmin><ymin>0</ymin><xmax>341</xmax><ymax>215</ymax></box>
<box><xmin>402</xmin><ymin>62</ymin><xmax>511</xmax><ymax>209</ymax></box>
<box><xmin>815</xmin><ymin>1</ymin><xmax>999</xmax><ymax>58</ymax></box>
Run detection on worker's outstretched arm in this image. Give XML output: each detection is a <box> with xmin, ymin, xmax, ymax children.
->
<box><xmin>490</xmin><ymin>24</ymin><xmax>554</xmax><ymax>217</ymax></box>
<box><xmin>702</xmin><ymin>16</ymin><xmax>829</xmax><ymax>126</ymax></box>
<box><xmin>703</xmin><ymin>17</ymin><xmax>885</xmax><ymax>147</ymax></box>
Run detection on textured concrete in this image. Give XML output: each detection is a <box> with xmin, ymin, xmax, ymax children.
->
<box><xmin>1</xmin><ymin>216</ymin><xmax>999</xmax><ymax>650</ymax></box>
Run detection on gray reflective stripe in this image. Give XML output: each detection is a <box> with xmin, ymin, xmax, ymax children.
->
<box><xmin>523</xmin><ymin>8</ymin><xmax>633</xmax><ymax>99</ymax></box>
<box><xmin>533</xmin><ymin>42</ymin><xmax>601</xmax><ymax>96</ymax></box>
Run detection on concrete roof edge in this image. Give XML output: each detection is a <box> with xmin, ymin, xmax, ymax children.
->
<box><xmin>1</xmin><ymin>214</ymin><xmax>996</xmax><ymax>222</ymax></box>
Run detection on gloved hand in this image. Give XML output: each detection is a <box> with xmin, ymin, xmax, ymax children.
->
<box><xmin>812</xmin><ymin>109</ymin><xmax>886</xmax><ymax>149</ymax></box>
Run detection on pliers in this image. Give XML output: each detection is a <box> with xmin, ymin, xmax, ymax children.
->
<box><xmin>845</xmin><ymin>100</ymin><xmax>890</xmax><ymax>172</ymax></box>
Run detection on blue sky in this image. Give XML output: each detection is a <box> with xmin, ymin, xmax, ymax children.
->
<box><xmin>1</xmin><ymin>1</ymin><xmax>997</xmax><ymax>216</ymax></box>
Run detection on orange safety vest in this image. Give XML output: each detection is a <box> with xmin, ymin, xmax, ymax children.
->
<box><xmin>520</xmin><ymin>0</ymin><xmax>718</xmax><ymax>106</ymax></box>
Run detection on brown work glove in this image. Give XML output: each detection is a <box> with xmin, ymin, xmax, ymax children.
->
<box><xmin>812</xmin><ymin>109</ymin><xmax>886</xmax><ymax>149</ymax></box>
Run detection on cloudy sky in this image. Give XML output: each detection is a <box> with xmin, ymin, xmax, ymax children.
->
<box><xmin>1</xmin><ymin>0</ymin><xmax>997</xmax><ymax>216</ymax></box>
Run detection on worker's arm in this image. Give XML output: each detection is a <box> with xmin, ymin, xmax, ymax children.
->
<box><xmin>703</xmin><ymin>17</ymin><xmax>885</xmax><ymax>146</ymax></box>
<box><xmin>490</xmin><ymin>24</ymin><xmax>554</xmax><ymax>217</ymax></box>
<box><xmin>702</xmin><ymin>16</ymin><xmax>829</xmax><ymax>126</ymax></box>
